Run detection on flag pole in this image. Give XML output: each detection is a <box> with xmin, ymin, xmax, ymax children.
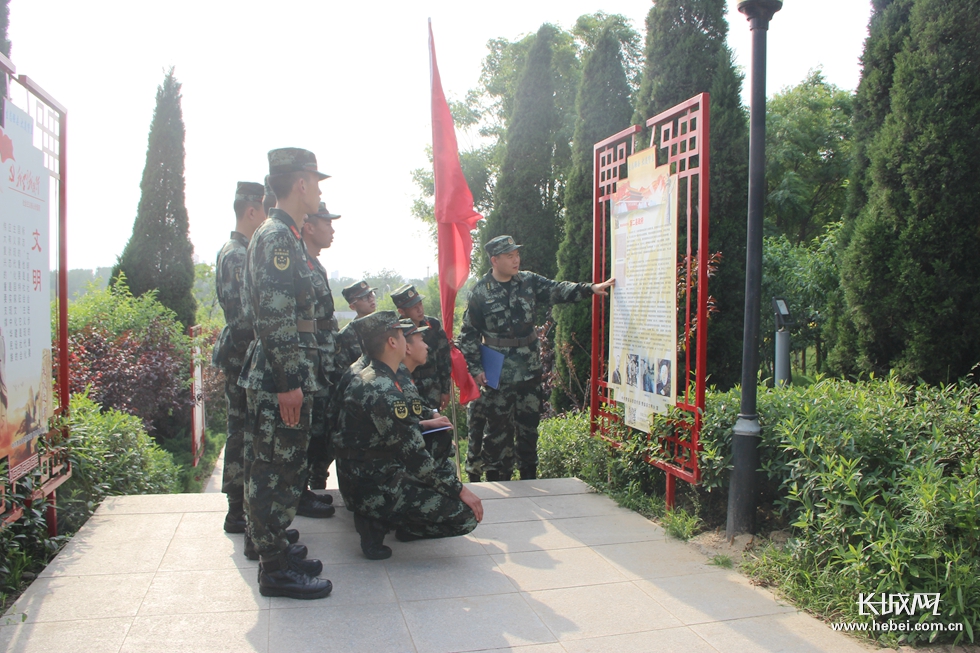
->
<box><xmin>449</xmin><ymin>381</ymin><xmax>463</xmax><ymax>481</ymax></box>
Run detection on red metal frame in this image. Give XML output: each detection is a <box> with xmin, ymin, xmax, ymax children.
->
<box><xmin>0</xmin><ymin>59</ymin><xmax>71</xmax><ymax>534</ymax></box>
<box><xmin>590</xmin><ymin>94</ymin><xmax>711</xmax><ymax>508</ymax></box>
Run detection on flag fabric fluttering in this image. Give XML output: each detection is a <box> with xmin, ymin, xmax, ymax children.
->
<box><xmin>429</xmin><ymin>19</ymin><xmax>482</xmax><ymax>404</ymax></box>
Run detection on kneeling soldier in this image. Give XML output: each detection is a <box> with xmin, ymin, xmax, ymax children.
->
<box><xmin>335</xmin><ymin>312</ymin><xmax>483</xmax><ymax>560</ymax></box>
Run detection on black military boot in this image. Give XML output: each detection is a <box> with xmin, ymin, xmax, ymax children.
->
<box><xmin>286</xmin><ymin>528</ymin><xmax>300</xmax><ymax>544</ymax></box>
<box><xmin>353</xmin><ymin>513</ymin><xmax>392</xmax><ymax>560</ymax></box>
<box><xmin>395</xmin><ymin>527</ymin><xmax>424</xmax><ymax>543</ymax></box>
<box><xmin>258</xmin><ymin>553</ymin><xmax>332</xmax><ymax>599</ymax></box>
<box><xmin>245</xmin><ymin>534</ymin><xmax>308</xmax><ymax>561</ymax></box>
<box><xmin>519</xmin><ymin>466</ymin><xmax>537</xmax><ymax>480</ymax></box>
<box><xmin>223</xmin><ymin>500</ymin><xmax>247</xmax><ymax>534</ymax></box>
<box><xmin>468</xmin><ymin>470</ymin><xmax>483</xmax><ymax>483</ymax></box>
<box><xmin>484</xmin><ymin>470</ymin><xmax>502</xmax><ymax>482</ymax></box>
<box><xmin>297</xmin><ymin>489</ymin><xmax>336</xmax><ymax>518</ymax></box>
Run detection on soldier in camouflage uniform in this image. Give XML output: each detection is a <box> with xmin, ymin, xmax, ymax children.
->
<box><xmin>335</xmin><ymin>312</ymin><xmax>483</xmax><ymax>560</ymax></box>
<box><xmin>335</xmin><ymin>280</ymin><xmax>376</xmax><ymax>373</ymax></box>
<box><xmin>212</xmin><ymin>181</ymin><xmax>267</xmax><ymax>533</ymax></box>
<box><xmin>391</xmin><ymin>284</ymin><xmax>453</xmax><ymax>412</ymax></box>
<box><xmin>458</xmin><ymin>235</ymin><xmax>614</xmax><ymax>481</ymax></box>
<box><xmin>464</xmin><ymin>395</ymin><xmax>488</xmax><ymax>482</ymax></box>
<box><xmin>297</xmin><ymin>202</ymin><xmax>341</xmax><ymax>516</ymax></box>
<box><xmin>238</xmin><ymin>148</ymin><xmax>333</xmax><ymax>600</ymax></box>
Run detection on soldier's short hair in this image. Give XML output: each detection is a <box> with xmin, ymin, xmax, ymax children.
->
<box><xmin>234</xmin><ymin>199</ymin><xmax>262</xmax><ymax>220</ymax></box>
<box><xmin>268</xmin><ymin>171</ymin><xmax>308</xmax><ymax>200</ymax></box>
<box><xmin>363</xmin><ymin>328</ymin><xmax>401</xmax><ymax>359</ymax></box>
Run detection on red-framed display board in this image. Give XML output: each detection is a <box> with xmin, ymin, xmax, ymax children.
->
<box><xmin>0</xmin><ymin>52</ymin><xmax>71</xmax><ymax>533</ymax></box>
<box><xmin>590</xmin><ymin>94</ymin><xmax>710</xmax><ymax>508</ymax></box>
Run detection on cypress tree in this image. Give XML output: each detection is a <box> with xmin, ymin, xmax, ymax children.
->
<box><xmin>480</xmin><ymin>24</ymin><xmax>562</xmax><ymax>279</ymax></box>
<box><xmin>112</xmin><ymin>68</ymin><xmax>197</xmax><ymax>329</ymax></box>
<box><xmin>633</xmin><ymin>0</ymin><xmax>748</xmax><ymax>389</ymax></box>
<box><xmin>552</xmin><ymin>24</ymin><xmax>633</xmax><ymax>409</ymax></box>
<box><xmin>841</xmin><ymin>0</ymin><xmax>980</xmax><ymax>382</ymax></box>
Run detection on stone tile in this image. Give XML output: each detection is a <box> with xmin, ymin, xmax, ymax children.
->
<box><xmin>400</xmin><ymin>593</ymin><xmax>556</xmax><ymax>653</ymax></box>
<box><xmin>79</xmin><ymin>512</ymin><xmax>183</xmax><ymax>542</ymax></box>
<box><xmin>96</xmin><ymin>493</ymin><xmax>226</xmax><ymax>514</ymax></box>
<box><xmin>121</xmin><ymin>610</ymin><xmax>269</xmax><ymax>653</ymax></box>
<box><xmin>480</xmin><ymin>497</ymin><xmax>547</xmax><ymax>524</ymax></box>
<box><xmin>528</xmin><ymin>493</ymin><xmax>626</xmax><ymax>520</ymax></box>
<box><xmin>158</xmin><ymin>532</ymin><xmax>253</xmax><ymax>572</ymax></box>
<box><xmin>386</xmin><ymin>553</ymin><xmax>517</xmax><ymax>602</ymax></box>
<box><xmin>269</xmin><ymin>561</ymin><xmax>396</xmax><ymax>609</ymax></box>
<box><xmin>6</xmin><ymin>573</ymin><xmax>154</xmax><ymax>623</ymax></box>
<box><xmin>561</xmin><ymin>626</ymin><xmax>719</xmax><ymax>653</ymax></box>
<box><xmin>524</xmin><ymin>582</ymin><xmax>683</xmax><ymax>642</ymax></box>
<box><xmin>479</xmin><ymin>645</ymin><xmax>567</xmax><ymax>653</ymax></box>
<box><xmin>174</xmin><ymin>510</ymin><xmax>232</xmax><ymax>538</ymax></box>
<box><xmin>592</xmin><ymin>540</ymin><xmax>718</xmax><ymax>580</ymax></box>
<box><xmin>39</xmin><ymin>534</ymin><xmax>170</xmax><ymax>577</ymax></box>
<box><xmin>268</xmin><ymin>602</ymin><xmax>412</xmax><ymax>653</ymax></box>
<box><xmin>293</xmin><ymin>530</ymin><xmax>364</xmax><ymax>565</ymax></box>
<box><xmin>475</xmin><ymin>519</ymin><xmax>589</xmax><ymax>555</ymax></box>
<box><xmin>387</xmin><ymin>532</ymin><xmax>489</xmax><ymax>559</ymax></box>
<box><xmin>0</xmin><ymin>616</ymin><xmax>133</xmax><ymax>653</ymax></box>
<box><xmin>691</xmin><ymin>612</ymin><xmax>872</xmax><ymax>653</ymax></box>
<box><xmin>552</xmin><ymin>511</ymin><xmax>665</xmax><ymax>546</ymax></box>
<box><xmin>634</xmin><ymin>573</ymin><xmax>796</xmax><ymax>625</ymax></box>
<box><xmin>288</xmin><ymin>507</ymin><xmax>354</xmax><ymax>535</ymax></box>
<box><xmin>469</xmin><ymin>478</ymin><xmax>593</xmax><ymax>500</ymax></box>
<box><xmin>139</xmin><ymin>568</ymin><xmax>269</xmax><ymax>615</ymax></box>
<box><xmin>492</xmin><ymin>547</ymin><xmax>629</xmax><ymax>592</ymax></box>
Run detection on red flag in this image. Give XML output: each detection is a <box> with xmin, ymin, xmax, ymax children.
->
<box><xmin>430</xmin><ymin>20</ymin><xmax>482</xmax><ymax>404</ymax></box>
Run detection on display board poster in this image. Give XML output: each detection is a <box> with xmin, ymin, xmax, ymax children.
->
<box><xmin>606</xmin><ymin>147</ymin><xmax>676</xmax><ymax>433</ymax></box>
<box><xmin>0</xmin><ymin>101</ymin><xmax>52</xmax><ymax>480</ymax></box>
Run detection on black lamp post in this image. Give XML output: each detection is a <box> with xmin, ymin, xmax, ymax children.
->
<box><xmin>727</xmin><ymin>0</ymin><xmax>782</xmax><ymax>540</ymax></box>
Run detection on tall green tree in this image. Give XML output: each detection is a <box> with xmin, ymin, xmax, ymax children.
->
<box><xmin>0</xmin><ymin>0</ymin><xmax>10</xmax><ymax>98</ymax></box>
<box><xmin>825</xmin><ymin>0</ymin><xmax>913</xmax><ymax>374</ymax></box>
<box><xmin>481</xmin><ymin>24</ymin><xmax>564</xmax><ymax>278</ymax></box>
<box><xmin>633</xmin><ymin>0</ymin><xmax>749</xmax><ymax>389</ymax></box>
<box><xmin>552</xmin><ymin>23</ymin><xmax>634</xmax><ymax>410</ymax></box>
<box><xmin>765</xmin><ymin>70</ymin><xmax>853</xmax><ymax>244</ymax></box>
<box><xmin>112</xmin><ymin>69</ymin><xmax>197</xmax><ymax>329</ymax></box>
<box><xmin>841</xmin><ymin>0</ymin><xmax>980</xmax><ymax>383</ymax></box>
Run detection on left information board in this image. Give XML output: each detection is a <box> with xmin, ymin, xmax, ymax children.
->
<box><xmin>0</xmin><ymin>100</ymin><xmax>52</xmax><ymax>481</ymax></box>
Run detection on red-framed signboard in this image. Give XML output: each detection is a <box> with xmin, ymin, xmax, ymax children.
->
<box><xmin>0</xmin><ymin>52</ymin><xmax>71</xmax><ymax>533</ymax></box>
<box><xmin>590</xmin><ymin>94</ymin><xmax>710</xmax><ymax>508</ymax></box>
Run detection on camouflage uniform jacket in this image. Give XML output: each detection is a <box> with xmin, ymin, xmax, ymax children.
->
<box><xmin>459</xmin><ymin>271</ymin><xmax>593</xmax><ymax>384</ymax></box>
<box><xmin>309</xmin><ymin>255</ymin><xmax>339</xmax><ymax>380</ymax></box>
<box><xmin>238</xmin><ymin>209</ymin><xmax>322</xmax><ymax>393</ymax></box>
<box><xmin>336</xmin><ymin>359</ymin><xmax>462</xmax><ymax>503</ymax></box>
<box><xmin>211</xmin><ymin>231</ymin><xmax>251</xmax><ymax>374</ymax></box>
<box><xmin>411</xmin><ymin>316</ymin><xmax>452</xmax><ymax>407</ymax></box>
<box><xmin>334</xmin><ymin>321</ymin><xmax>362</xmax><ymax>375</ymax></box>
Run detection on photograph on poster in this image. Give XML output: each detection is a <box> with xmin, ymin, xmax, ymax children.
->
<box><xmin>606</xmin><ymin>148</ymin><xmax>676</xmax><ymax>433</ymax></box>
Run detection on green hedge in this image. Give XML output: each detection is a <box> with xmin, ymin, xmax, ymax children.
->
<box><xmin>535</xmin><ymin>376</ymin><xmax>980</xmax><ymax>645</ymax></box>
<box><xmin>58</xmin><ymin>393</ymin><xmax>181</xmax><ymax>532</ymax></box>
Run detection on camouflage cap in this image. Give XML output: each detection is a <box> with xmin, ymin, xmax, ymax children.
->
<box><xmin>307</xmin><ymin>201</ymin><xmax>341</xmax><ymax>221</ymax></box>
<box><xmin>399</xmin><ymin>318</ymin><xmax>430</xmax><ymax>338</ymax></box>
<box><xmin>342</xmin><ymin>280</ymin><xmax>377</xmax><ymax>303</ymax></box>
<box><xmin>391</xmin><ymin>284</ymin><xmax>423</xmax><ymax>309</ymax></box>
<box><xmin>351</xmin><ymin>310</ymin><xmax>412</xmax><ymax>342</ymax></box>
<box><xmin>235</xmin><ymin>181</ymin><xmax>265</xmax><ymax>203</ymax></box>
<box><xmin>267</xmin><ymin>147</ymin><xmax>330</xmax><ymax>180</ymax></box>
<box><xmin>485</xmin><ymin>234</ymin><xmax>522</xmax><ymax>257</ymax></box>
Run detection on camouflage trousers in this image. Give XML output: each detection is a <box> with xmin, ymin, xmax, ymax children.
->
<box><xmin>221</xmin><ymin>375</ymin><xmax>247</xmax><ymax>503</ymax></box>
<box><xmin>477</xmin><ymin>379</ymin><xmax>544</xmax><ymax>476</ymax></box>
<box><xmin>338</xmin><ymin>463</ymin><xmax>477</xmax><ymax>539</ymax></box>
<box><xmin>307</xmin><ymin>390</ymin><xmax>333</xmax><ymax>485</ymax></box>
<box><xmin>245</xmin><ymin>389</ymin><xmax>312</xmax><ymax>557</ymax></box>
<box><xmin>464</xmin><ymin>395</ymin><xmax>488</xmax><ymax>476</ymax></box>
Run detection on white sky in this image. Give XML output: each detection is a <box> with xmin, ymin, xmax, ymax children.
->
<box><xmin>10</xmin><ymin>0</ymin><xmax>872</xmax><ymax>280</ymax></box>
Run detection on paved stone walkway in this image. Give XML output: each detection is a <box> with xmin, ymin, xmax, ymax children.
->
<box><xmin>0</xmin><ymin>478</ymin><xmax>871</xmax><ymax>653</ymax></box>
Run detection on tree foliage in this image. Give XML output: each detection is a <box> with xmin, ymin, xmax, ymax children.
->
<box><xmin>633</xmin><ymin>0</ymin><xmax>748</xmax><ymax>389</ymax></box>
<box><xmin>552</xmin><ymin>22</ymin><xmax>634</xmax><ymax>410</ymax></box>
<box><xmin>841</xmin><ymin>0</ymin><xmax>980</xmax><ymax>383</ymax></box>
<box><xmin>112</xmin><ymin>68</ymin><xmax>197</xmax><ymax>329</ymax></box>
<box><xmin>765</xmin><ymin>70</ymin><xmax>853</xmax><ymax>244</ymax></box>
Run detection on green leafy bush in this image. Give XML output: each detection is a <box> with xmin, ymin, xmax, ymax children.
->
<box><xmin>58</xmin><ymin>393</ymin><xmax>181</xmax><ymax>532</ymax></box>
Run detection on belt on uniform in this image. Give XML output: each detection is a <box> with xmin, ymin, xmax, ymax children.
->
<box><xmin>482</xmin><ymin>333</ymin><xmax>536</xmax><ymax>348</ymax></box>
<box><xmin>334</xmin><ymin>447</ymin><xmax>395</xmax><ymax>461</ymax></box>
<box><xmin>316</xmin><ymin>317</ymin><xmax>338</xmax><ymax>331</ymax></box>
<box><xmin>297</xmin><ymin>320</ymin><xmax>316</xmax><ymax>333</ymax></box>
